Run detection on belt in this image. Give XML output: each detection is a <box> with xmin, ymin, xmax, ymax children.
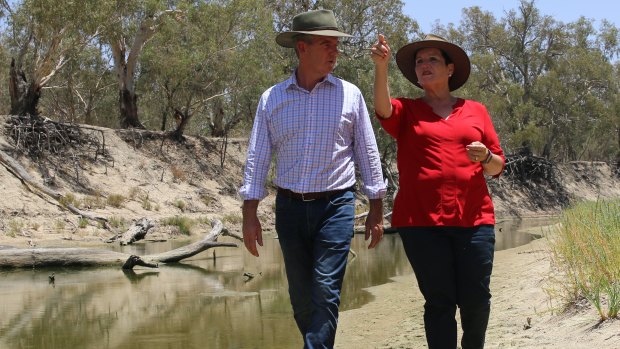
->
<box><xmin>277</xmin><ymin>186</ymin><xmax>355</xmax><ymax>201</ymax></box>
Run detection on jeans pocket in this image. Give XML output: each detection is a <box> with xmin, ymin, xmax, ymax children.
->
<box><xmin>328</xmin><ymin>191</ymin><xmax>355</xmax><ymax>206</ymax></box>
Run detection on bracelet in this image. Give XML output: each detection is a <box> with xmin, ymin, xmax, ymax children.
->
<box><xmin>482</xmin><ymin>149</ymin><xmax>493</xmax><ymax>164</ymax></box>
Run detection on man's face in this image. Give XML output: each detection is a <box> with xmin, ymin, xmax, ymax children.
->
<box><xmin>300</xmin><ymin>35</ymin><xmax>340</xmax><ymax>76</ymax></box>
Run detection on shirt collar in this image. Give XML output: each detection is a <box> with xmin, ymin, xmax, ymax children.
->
<box><xmin>285</xmin><ymin>71</ymin><xmax>336</xmax><ymax>91</ymax></box>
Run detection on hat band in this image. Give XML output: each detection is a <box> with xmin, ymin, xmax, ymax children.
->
<box><xmin>294</xmin><ymin>26</ymin><xmax>340</xmax><ymax>31</ymax></box>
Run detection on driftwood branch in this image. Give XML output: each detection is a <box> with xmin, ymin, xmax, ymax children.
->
<box><xmin>147</xmin><ymin>220</ymin><xmax>236</xmax><ymax>263</ymax></box>
<box><xmin>119</xmin><ymin>218</ymin><xmax>154</xmax><ymax>245</ymax></box>
<box><xmin>0</xmin><ymin>220</ymin><xmax>236</xmax><ymax>269</ymax></box>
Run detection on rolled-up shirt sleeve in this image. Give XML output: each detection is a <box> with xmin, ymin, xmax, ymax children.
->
<box><xmin>353</xmin><ymin>93</ymin><xmax>387</xmax><ymax>199</ymax></box>
<box><xmin>239</xmin><ymin>93</ymin><xmax>272</xmax><ymax>201</ymax></box>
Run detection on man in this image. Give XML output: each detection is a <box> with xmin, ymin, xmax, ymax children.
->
<box><xmin>239</xmin><ymin>9</ymin><xmax>387</xmax><ymax>349</ymax></box>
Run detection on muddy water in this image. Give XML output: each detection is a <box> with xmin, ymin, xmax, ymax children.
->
<box><xmin>0</xmin><ymin>217</ymin><xmax>554</xmax><ymax>349</ymax></box>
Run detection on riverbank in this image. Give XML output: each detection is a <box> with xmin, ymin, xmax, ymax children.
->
<box><xmin>336</xmin><ymin>230</ymin><xmax>620</xmax><ymax>349</ymax></box>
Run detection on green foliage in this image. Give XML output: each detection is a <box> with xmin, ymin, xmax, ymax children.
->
<box><xmin>548</xmin><ymin>200</ymin><xmax>620</xmax><ymax>320</ymax></box>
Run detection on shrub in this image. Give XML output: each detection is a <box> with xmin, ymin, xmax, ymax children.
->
<box><xmin>548</xmin><ymin>200</ymin><xmax>620</xmax><ymax>320</ymax></box>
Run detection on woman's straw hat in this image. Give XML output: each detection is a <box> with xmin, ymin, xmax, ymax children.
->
<box><xmin>395</xmin><ymin>34</ymin><xmax>471</xmax><ymax>91</ymax></box>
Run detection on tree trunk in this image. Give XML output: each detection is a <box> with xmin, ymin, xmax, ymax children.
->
<box><xmin>169</xmin><ymin>108</ymin><xmax>192</xmax><ymax>140</ymax></box>
<box><xmin>210</xmin><ymin>100</ymin><xmax>226</xmax><ymax>137</ymax></box>
<box><xmin>9</xmin><ymin>58</ymin><xmax>41</xmax><ymax>116</ymax></box>
<box><xmin>119</xmin><ymin>88</ymin><xmax>143</xmax><ymax>128</ymax></box>
<box><xmin>0</xmin><ymin>220</ymin><xmax>238</xmax><ymax>269</ymax></box>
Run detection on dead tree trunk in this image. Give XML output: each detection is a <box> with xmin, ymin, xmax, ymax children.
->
<box><xmin>0</xmin><ymin>220</ymin><xmax>237</xmax><ymax>269</ymax></box>
<box><xmin>9</xmin><ymin>58</ymin><xmax>41</xmax><ymax>116</ymax></box>
<box><xmin>118</xmin><ymin>218</ymin><xmax>154</xmax><ymax>245</ymax></box>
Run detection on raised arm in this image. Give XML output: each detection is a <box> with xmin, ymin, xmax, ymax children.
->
<box><xmin>371</xmin><ymin>34</ymin><xmax>393</xmax><ymax>119</ymax></box>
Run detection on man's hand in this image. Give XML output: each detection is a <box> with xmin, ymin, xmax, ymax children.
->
<box><xmin>242</xmin><ymin>200</ymin><xmax>263</xmax><ymax>257</ymax></box>
<box><xmin>365</xmin><ymin>199</ymin><xmax>384</xmax><ymax>249</ymax></box>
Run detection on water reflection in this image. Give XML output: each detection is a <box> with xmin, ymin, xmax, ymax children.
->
<box><xmin>0</xmin><ymin>218</ymin><xmax>554</xmax><ymax>349</ymax></box>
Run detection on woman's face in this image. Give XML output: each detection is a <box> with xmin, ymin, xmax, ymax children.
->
<box><xmin>414</xmin><ymin>47</ymin><xmax>454</xmax><ymax>90</ymax></box>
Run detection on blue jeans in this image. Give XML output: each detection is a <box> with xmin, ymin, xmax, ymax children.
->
<box><xmin>399</xmin><ymin>225</ymin><xmax>495</xmax><ymax>349</ymax></box>
<box><xmin>275</xmin><ymin>190</ymin><xmax>355</xmax><ymax>349</ymax></box>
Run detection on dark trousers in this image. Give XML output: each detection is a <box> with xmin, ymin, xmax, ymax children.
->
<box><xmin>399</xmin><ymin>225</ymin><xmax>495</xmax><ymax>349</ymax></box>
<box><xmin>275</xmin><ymin>190</ymin><xmax>355</xmax><ymax>349</ymax></box>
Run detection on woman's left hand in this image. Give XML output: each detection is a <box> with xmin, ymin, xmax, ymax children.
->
<box><xmin>466</xmin><ymin>141</ymin><xmax>489</xmax><ymax>162</ymax></box>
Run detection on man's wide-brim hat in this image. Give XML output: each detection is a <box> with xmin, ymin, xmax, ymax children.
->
<box><xmin>395</xmin><ymin>34</ymin><xmax>471</xmax><ymax>91</ymax></box>
<box><xmin>276</xmin><ymin>9</ymin><xmax>352</xmax><ymax>48</ymax></box>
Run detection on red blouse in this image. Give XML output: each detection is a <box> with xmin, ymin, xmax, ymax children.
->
<box><xmin>378</xmin><ymin>97</ymin><xmax>505</xmax><ymax>228</ymax></box>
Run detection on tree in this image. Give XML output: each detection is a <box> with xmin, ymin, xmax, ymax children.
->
<box><xmin>138</xmin><ymin>0</ymin><xmax>276</xmax><ymax>138</ymax></box>
<box><xmin>98</xmin><ymin>0</ymin><xmax>182</xmax><ymax>129</ymax></box>
<box><xmin>38</xmin><ymin>43</ymin><xmax>117</xmax><ymax>126</ymax></box>
<box><xmin>457</xmin><ymin>0</ymin><xmax>618</xmax><ymax>161</ymax></box>
<box><xmin>3</xmin><ymin>0</ymin><xmax>99</xmax><ymax>116</ymax></box>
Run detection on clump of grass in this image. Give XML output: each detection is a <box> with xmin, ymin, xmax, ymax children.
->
<box><xmin>6</xmin><ymin>219</ymin><xmax>24</xmax><ymax>237</ymax></box>
<box><xmin>109</xmin><ymin>216</ymin><xmax>128</xmax><ymax>230</ymax></box>
<box><xmin>78</xmin><ymin>217</ymin><xmax>89</xmax><ymax>229</ymax></box>
<box><xmin>83</xmin><ymin>192</ymin><xmax>106</xmax><ymax>209</ymax></box>
<box><xmin>548</xmin><ymin>199</ymin><xmax>620</xmax><ymax>320</ymax></box>
<box><xmin>107</xmin><ymin>194</ymin><xmax>126</xmax><ymax>208</ymax></box>
<box><xmin>174</xmin><ymin>199</ymin><xmax>187</xmax><ymax>211</ymax></box>
<box><xmin>59</xmin><ymin>193</ymin><xmax>80</xmax><ymax>208</ymax></box>
<box><xmin>161</xmin><ymin>216</ymin><xmax>194</xmax><ymax>235</ymax></box>
<box><xmin>222</xmin><ymin>213</ymin><xmax>242</xmax><ymax>225</ymax></box>
<box><xmin>142</xmin><ymin>196</ymin><xmax>153</xmax><ymax>210</ymax></box>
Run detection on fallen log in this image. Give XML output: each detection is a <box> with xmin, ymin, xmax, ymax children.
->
<box><xmin>0</xmin><ymin>220</ymin><xmax>236</xmax><ymax>269</ymax></box>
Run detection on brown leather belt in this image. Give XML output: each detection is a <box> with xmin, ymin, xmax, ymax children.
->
<box><xmin>277</xmin><ymin>186</ymin><xmax>355</xmax><ymax>201</ymax></box>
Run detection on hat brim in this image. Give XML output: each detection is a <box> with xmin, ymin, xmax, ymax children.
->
<box><xmin>276</xmin><ymin>30</ymin><xmax>353</xmax><ymax>48</ymax></box>
<box><xmin>395</xmin><ymin>40</ymin><xmax>471</xmax><ymax>91</ymax></box>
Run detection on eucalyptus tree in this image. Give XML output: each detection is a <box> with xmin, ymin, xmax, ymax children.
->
<box><xmin>531</xmin><ymin>18</ymin><xmax>619</xmax><ymax>161</ymax></box>
<box><xmin>2</xmin><ymin>0</ymin><xmax>100</xmax><ymax>116</ymax></box>
<box><xmin>97</xmin><ymin>0</ymin><xmax>182</xmax><ymax>129</ymax></box>
<box><xmin>456</xmin><ymin>0</ymin><xmax>618</xmax><ymax>162</ymax></box>
<box><xmin>138</xmin><ymin>0</ymin><xmax>276</xmax><ymax>137</ymax></box>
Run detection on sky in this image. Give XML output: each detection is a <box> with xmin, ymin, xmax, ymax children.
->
<box><xmin>403</xmin><ymin>0</ymin><xmax>619</xmax><ymax>33</ymax></box>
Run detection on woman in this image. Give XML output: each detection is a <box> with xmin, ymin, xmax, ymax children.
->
<box><xmin>371</xmin><ymin>33</ymin><xmax>505</xmax><ymax>349</ymax></box>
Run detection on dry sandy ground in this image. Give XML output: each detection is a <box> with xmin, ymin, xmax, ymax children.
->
<box><xmin>336</xmin><ymin>234</ymin><xmax>620</xmax><ymax>349</ymax></box>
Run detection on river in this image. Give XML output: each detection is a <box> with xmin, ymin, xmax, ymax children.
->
<box><xmin>0</xmin><ymin>217</ymin><xmax>554</xmax><ymax>349</ymax></box>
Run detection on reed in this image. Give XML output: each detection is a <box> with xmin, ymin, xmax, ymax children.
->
<box><xmin>548</xmin><ymin>199</ymin><xmax>620</xmax><ymax>320</ymax></box>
